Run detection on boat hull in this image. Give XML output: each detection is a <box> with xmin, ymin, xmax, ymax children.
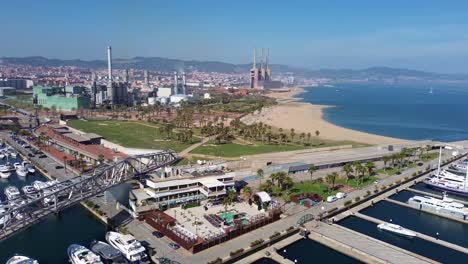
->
<box><xmin>424</xmin><ymin>180</ymin><xmax>468</xmax><ymax>196</ymax></box>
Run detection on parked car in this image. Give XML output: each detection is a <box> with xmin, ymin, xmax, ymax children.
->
<box><xmin>168</xmin><ymin>243</ymin><xmax>180</xmax><ymax>250</ymax></box>
<box><xmin>39</xmin><ymin>154</ymin><xmax>47</xmax><ymax>158</ymax></box>
<box><xmin>152</xmin><ymin>231</ymin><xmax>164</xmax><ymax>238</ymax></box>
<box><xmin>55</xmin><ymin>165</ymin><xmax>64</xmax><ymax>169</ymax></box>
<box><xmin>326</xmin><ymin>195</ymin><xmax>338</xmax><ymax>203</ymax></box>
<box><xmin>27</xmin><ymin>153</ymin><xmax>35</xmax><ymax>158</ymax></box>
<box><xmin>374</xmin><ymin>180</ymin><xmax>380</xmax><ymax>185</ymax></box>
<box><xmin>336</xmin><ymin>192</ymin><xmax>346</xmax><ymax>199</ymax></box>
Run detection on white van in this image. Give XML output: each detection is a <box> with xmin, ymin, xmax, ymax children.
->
<box><xmin>336</xmin><ymin>192</ymin><xmax>346</xmax><ymax>199</ymax></box>
<box><xmin>327</xmin><ymin>195</ymin><xmax>338</xmax><ymax>203</ymax></box>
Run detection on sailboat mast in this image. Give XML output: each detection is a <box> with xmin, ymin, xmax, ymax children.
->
<box><xmin>437</xmin><ymin>146</ymin><xmax>442</xmax><ymax>174</ymax></box>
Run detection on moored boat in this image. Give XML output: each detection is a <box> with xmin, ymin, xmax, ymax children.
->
<box><xmin>67</xmin><ymin>244</ymin><xmax>103</xmax><ymax>264</ymax></box>
<box><xmin>6</xmin><ymin>255</ymin><xmax>38</xmax><ymax>264</ymax></box>
<box><xmin>90</xmin><ymin>240</ymin><xmax>128</xmax><ymax>264</ymax></box>
<box><xmin>106</xmin><ymin>231</ymin><xmax>149</xmax><ymax>263</ymax></box>
<box><xmin>377</xmin><ymin>222</ymin><xmax>416</xmax><ymax>238</ymax></box>
<box><xmin>5</xmin><ymin>186</ymin><xmax>21</xmax><ymax>200</ymax></box>
<box><xmin>408</xmin><ymin>192</ymin><xmax>468</xmax><ymax>220</ymax></box>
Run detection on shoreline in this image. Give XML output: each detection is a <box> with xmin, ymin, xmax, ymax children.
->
<box><xmin>259</xmin><ymin>86</ymin><xmax>407</xmax><ymax>145</ymax></box>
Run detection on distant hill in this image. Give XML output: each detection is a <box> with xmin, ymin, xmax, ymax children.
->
<box><xmin>1</xmin><ymin>56</ymin><xmax>467</xmax><ymax>82</ymax></box>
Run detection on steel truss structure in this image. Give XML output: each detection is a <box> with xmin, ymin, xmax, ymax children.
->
<box><xmin>0</xmin><ymin>151</ymin><xmax>179</xmax><ymax>241</ymax></box>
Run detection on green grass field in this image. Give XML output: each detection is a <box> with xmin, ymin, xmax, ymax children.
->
<box><xmin>67</xmin><ymin>120</ymin><xmax>197</xmax><ymax>152</ymax></box>
<box><xmin>190</xmin><ymin>140</ymin><xmax>359</xmax><ymax>158</ymax></box>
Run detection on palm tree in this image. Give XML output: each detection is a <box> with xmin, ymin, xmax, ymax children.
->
<box><xmin>242</xmin><ymin>186</ymin><xmax>252</xmax><ymax>200</ymax></box>
<box><xmin>308</xmin><ymin>164</ymin><xmax>317</xmax><ymax>181</ymax></box>
<box><xmin>275</xmin><ymin>172</ymin><xmax>288</xmax><ymax>190</ymax></box>
<box><xmin>290</xmin><ymin>128</ymin><xmax>295</xmax><ymax>143</ymax></box>
<box><xmin>307</xmin><ymin>132</ymin><xmax>312</xmax><ymax>143</ymax></box>
<box><xmin>382</xmin><ymin>156</ymin><xmax>390</xmax><ymax>171</ymax></box>
<box><xmin>352</xmin><ymin>161</ymin><xmax>361</xmax><ymax>175</ymax></box>
<box><xmin>257</xmin><ymin>168</ymin><xmax>264</xmax><ymax>187</ymax></box>
<box><xmin>343</xmin><ymin>163</ymin><xmax>353</xmax><ymax>182</ymax></box>
<box><xmin>281</xmin><ymin>176</ymin><xmax>293</xmax><ymax>192</ymax></box>
<box><xmin>270</xmin><ymin>172</ymin><xmax>281</xmax><ymax>187</ymax></box>
<box><xmin>365</xmin><ymin>161</ymin><xmax>376</xmax><ymax>176</ymax></box>
<box><xmin>325</xmin><ymin>173</ymin><xmax>337</xmax><ymax>192</ymax></box>
<box><xmin>315</xmin><ymin>130</ymin><xmax>320</xmax><ymax>137</ymax></box>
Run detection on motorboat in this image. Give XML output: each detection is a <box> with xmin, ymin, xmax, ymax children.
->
<box><xmin>90</xmin><ymin>240</ymin><xmax>128</xmax><ymax>264</ymax></box>
<box><xmin>9</xmin><ymin>151</ymin><xmax>17</xmax><ymax>159</ymax></box>
<box><xmin>0</xmin><ymin>153</ymin><xmax>5</xmax><ymax>159</ymax></box>
<box><xmin>16</xmin><ymin>165</ymin><xmax>28</xmax><ymax>177</ymax></box>
<box><xmin>32</xmin><ymin>181</ymin><xmax>54</xmax><ymax>206</ymax></box>
<box><xmin>21</xmin><ymin>185</ymin><xmax>40</xmax><ymax>200</ymax></box>
<box><xmin>13</xmin><ymin>162</ymin><xmax>20</xmax><ymax>169</ymax></box>
<box><xmin>408</xmin><ymin>192</ymin><xmax>468</xmax><ymax>220</ymax></box>
<box><xmin>24</xmin><ymin>162</ymin><xmax>35</xmax><ymax>174</ymax></box>
<box><xmin>68</xmin><ymin>244</ymin><xmax>103</xmax><ymax>264</ymax></box>
<box><xmin>5</xmin><ymin>186</ymin><xmax>21</xmax><ymax>200</ymax></box>
<box><xmin>377</xmin><ymin>222</ymin><xmax>416</xmax><ymax>238</ymax></box>
<box><xmin>0</xmin><ymin>165</ymin><xmax>11</xmax><ymax>179</ymax></box>
<box><xmin>32</xmin><ymin>181</ymin><xmax>48</xmax><ymax>190</ymax></box>
<box><xmin>5</xmin><ymin>162</ymin><xmax>15</xmax><ymax>171</ymax></box>
<box><xmin>105</xmin><ymin>231</ymin><xmax>149</xmax><ymax>263</ymax></box>
<box><xmin>6</xmin><ymin>255</ymin><xmax>38</xmax><ymax>264</ymax></box>
<box><xmin>0</xmin><ymin>206</ymin><xmax>11</xmax><ymax>226</ymax></box>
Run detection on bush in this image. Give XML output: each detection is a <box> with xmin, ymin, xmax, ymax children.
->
<box><xmin>230</xmin><ymin>248</ymin><xmax>244</xmax><ymax>257</ymax></box>
<box><xmin>286</xmin><ymin>226</ymin><xmax>295</xmax><ymax>232</ymax></box>
<box><xmin>207</xmin><ymin>258</ymin><xmax>222</xmax><ymax>264</ymax></box>
<box><xmin>366</xmin><ymin>190</ymin><xmax>371</xmax><ymax>196</ymax></box>
<box><xmin>395</xmin><ymin>180</ymin><xmax>401</xmax><ymax>184</ymax></box>
<box><xmin>373</xmin><ymin>189</ymin><xmax>379</xmax><ymax>193</ymax></box>
<box><xmin>328</xmin><ymin>207</ymin><xmax>338</xmax><ymax>213</ymax></box>
<box><xmin>354</xmin><ymin>197</ymin><xmax>361</xmax><ymax>202</ymax></box>
<box><xmin>404</xmin><ymin>176</ymin><xmax>409</xmax><ymax>181</ymax></box>
<box><xmin>250</xmin><ymin>239</ymin><xmax>265</xmax><ymax>247</ymax></box>
<box><xmin>344</xmin><ymin>200</ymin><xmax>352</xmax><ymax>206</ymax></box>
<box><xmin>380</xmin><ymin>185</ymin><xmax>387</xmax><ymax>191</ymax></box>
<box><xmin>412</xmin><ymin>172</ymin><xmax>417</xmax><ymax>177</ymax></box>
<box><xmin>270</xmin><ymin>232</ymin><xmax>281</xmax><ymax>240</ymax></box>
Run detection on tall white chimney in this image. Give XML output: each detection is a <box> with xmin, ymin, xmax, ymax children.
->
<box><xmin>182</xmin><ymin>72</ymin><xmax>186</xmax><ymax>95</ymax></box>
<box><xmin>107</xmin><ymin>46</ymin><xmax>113</xmax><ymax>82</ymax></box>
<box><xmin>174</xmin><ymin>71</ymin><xmax>178</xmax><ymax>94</ymax></box>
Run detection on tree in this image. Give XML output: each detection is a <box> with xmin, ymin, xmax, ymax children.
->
<box><xmin>325</xmin><ymin>173</ymin><xmax>337</xmax><ymax>192</ymax></box>
<box><xmin>365</xmin><ymin>161</ymin><xmax>375</xmax><ymax>176</ymax></box>
<box><xmin>242</xmin><ymin>186</ymin><xmax>252</xmax><ymax>200</ymax></box>
<box><xmin>382</xmin><ymin>156</ymin><xmax>390</xmax><ymax>171</ymax></box>
<box><xmin>308</xmin><ymin>164</ymin><xmax>317</xmax><ymax>181</ymax></box>
<box><xmin>315</xmin><ymin>130</ymin><xmax>320</xmax><ymax>137</ymax></box>
<box><xmin>290</xmin><ymin>128</ymin><xmax>296</xmax><ymax>143</ymax></box>
<box><xmin>257</xmin><ymin>169</ymin><xmax>264</xmax><ymax>187</ymax></box>
<box><xmin>343</xmin><ymin>163</ymin><xmax>353</xmax><ymax>182</ymax></box>
<box><xmin>307</xmin><ymin>132</ymin><xmax>312</xmax><ymax>143</ymax></box>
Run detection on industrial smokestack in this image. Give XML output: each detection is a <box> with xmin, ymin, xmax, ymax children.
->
<box><xmin>107</xmin><ymin>46</ymin><xmax>113</xmax><ymax>82</ymax></box>
<box><xmin>182</xmin><ymin>72</ymin><xmax>186</xmax><ymax>95</ymax></box>
<box><xmin>174</xmin><ymin>71</ymin><xmax>178</xmax><ymax>94</ymax></box>
<box><xmin>252</xmin><ymin>48</ymin><xmax>256</xmax><ymax>69</ymax></box>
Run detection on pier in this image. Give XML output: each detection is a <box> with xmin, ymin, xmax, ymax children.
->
<box><xmin>353</xmin><ymin>212</ymin><xmax>468</xmax><ymax>255</ymax></box>
<box><xmin>305</xmin><ymin>222</ymin><xmax>438</xmax><ymax>264</ymax></box>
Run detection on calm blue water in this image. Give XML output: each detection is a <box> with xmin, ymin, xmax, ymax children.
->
<box><xmin>299</xmin><ymin>83</ymin><xmax>468</xmax><ymax>142</ymax></box>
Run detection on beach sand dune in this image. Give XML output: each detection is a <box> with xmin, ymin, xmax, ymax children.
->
<box><xmin>243</xmin><ymin>102</ymin><xmax>406</xmax><ymax>145</ymax></box>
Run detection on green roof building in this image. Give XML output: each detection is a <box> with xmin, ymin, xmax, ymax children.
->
<box><xmin>33</xmin><ymin>86</ymin><xmax>90</xmax><ymax>111</ymax></box>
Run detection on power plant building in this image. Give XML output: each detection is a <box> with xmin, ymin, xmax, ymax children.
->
<box><xmin>250</xmin><ymin>48</ymin><xmax>280</xmax><ymax>89</ymax></box>
<box><xmin>33</xmin><ymin>86</ymin><xmax>90</xmax><ymax>111</ymax></box>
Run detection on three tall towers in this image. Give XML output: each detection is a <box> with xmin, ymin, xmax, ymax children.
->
<box><xmin>250</xmin><ymin>48</ymin><xmax>272</xmax><ymax>89</ymax></box>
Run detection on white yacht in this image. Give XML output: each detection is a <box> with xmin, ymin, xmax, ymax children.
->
<box><xmin>32</xmin><ymin>180</ymin><xmax>49</xmax><ymax>191</ymax></box>
<box><xmin>0</xmin><ymin>206</ymin><xmax>11</xmax><ymax>226</ymax></box>
<box><xmin>9</xmin><ymin>151</ymin><xmax>17</xmax><ymax>159</ymax></box>
<box><xmin>0</xmin><ymin>165</ymin><xmax>11</xmax><ymax>179</ymax></box>
<box><xmin>408</xmin><ymin>193</ymin><xmax>468</xmax><ymax>220</ymax></box>
<box><xmin>68</xmin><ymin>244</ymin><xmax>103</xmax><ymax>264</ymax></box>
<box><xmin>32</xmin><ymin>181</ymin><xmax>54</xmax><ymax>206</ymax></box>
<box><xmin>90</xmin><ymin>240</ymin><xmax>128</xmax><ymax>264</ymax></box>
<box><xmin>6</xmin><ymin>255</ymin><xmax>38</xmax><ymax>264</ymax></box>
<box><xmin>13</xmin><ymin>162</ymin><xmax>20</xmax><ymax>169</ymax></box>
<box><xmin>24</xmin><ymin>162</ymin><xmax>35</xmax><ymax>174</ymax></box>
<box><xmin>16</xmin><ymin>165</ymin><xmax>28</xmax><ymax>177</ymax></box>
<box><xmin>377</xmin><ymin>222</ymin><xmax>416</xmax><ymax>238</ymax></box>
<box><xmin>5</xmin><ymin>186</ymin><xmax>21</xmax><ymax>200</ymax></box>
<box><xmin>424</xmin><ymin>148</ymin><xmax>468</xmax><ymax>196</ymax></box>
<box><xmin>105</xmin><ymin>231</ymin><xmax>149</xmax><ymax>263</ymax></box>
<box><xmin>0</xmin><ymin>153</ymin><xmax>5</xmax><ymax>159</ymax></box>
<box><xmin>22</xmin><ymin>185</ymin><xmax>40</xmax><ymax>200</ymax></box>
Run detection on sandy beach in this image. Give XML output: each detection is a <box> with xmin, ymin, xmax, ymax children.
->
<box><xmin>245</xmin><ymin>87</ymin><xmax>407</xmax><ymax>145</ymax></box>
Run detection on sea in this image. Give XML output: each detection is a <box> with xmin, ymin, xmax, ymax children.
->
<box><xmin>298</xmin><ymin>83</ymin><xmax>468</xmax><ymax>142</ymax></box>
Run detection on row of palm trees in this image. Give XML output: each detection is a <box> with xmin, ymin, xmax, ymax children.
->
<box><xmin>381</xmin><ymin>145</ymin><xmax>432</xmax><ymax>171</ymax></box>
<box><xmin>256</xmin><ymin>169</ymin><xmax>294</xmax><ymax>194</ymax></box>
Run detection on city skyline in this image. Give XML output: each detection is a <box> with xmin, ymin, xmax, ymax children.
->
<box><xmin>3</xmin><ymin>1</ymin><xmax>468</xmax><ymax>73</ymax></box>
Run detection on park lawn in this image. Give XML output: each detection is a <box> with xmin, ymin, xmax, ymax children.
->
<box><xmin>190</xmin><ymin>141</ymin><xmax>310</xmax><ymax>157</ymax></box>
<box><xmin>190</xmin><ymin>139</ymin><xmax>362</xmax><ymax>158</ymax></box>
<box><xmin>67</xmin><ymin>120</ymin><xmax>197</xmax><ymax>152</ymax></box>
<box><xmin>335</xmin><ymin>176</ymin><xmax>378</xmax><ymax>188</ymax></box>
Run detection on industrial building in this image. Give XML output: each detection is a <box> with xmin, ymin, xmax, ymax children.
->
<box><xmin>0</xmin><ymin>78</ymin><xmax>34</xmax><ymax>90</ymax></box>
<box><xmin>249</xmin><ymin>48</ymin><xmax>282</xmax><ymax>89</ymax></box>
<box><xmin>33</xmin><ymin>86</ymin><xmax>91</xmax><ymax>111</ymax></box>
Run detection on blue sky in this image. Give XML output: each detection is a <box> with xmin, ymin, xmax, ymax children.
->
<box><xmin>3</xmin><ymin>0</ymin><xmax>468</xmax><ymax>73</ymax></box>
